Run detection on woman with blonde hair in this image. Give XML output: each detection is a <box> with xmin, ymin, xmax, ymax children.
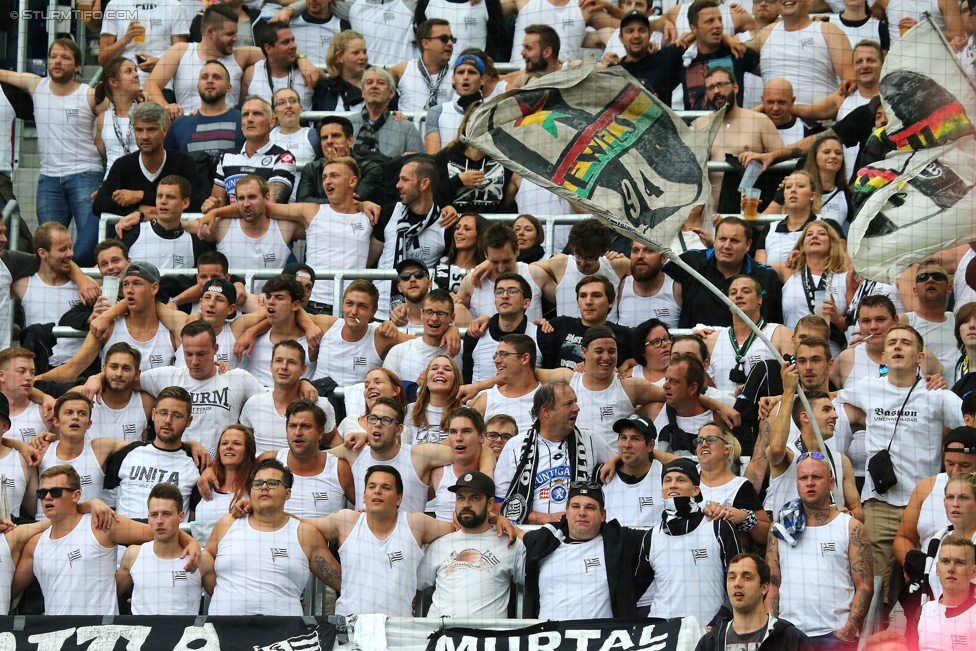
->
<box><xmin>191</xmin><ymin>425</ymin><xmax>256</xmax><ymax>521</ymax></box>
<box><xmin>755</xmin><ymin>170</ymin><xmax>846</xmax><ymax>266</ymax></box>
<box><xmin>337</xmin><ymin>367</ymin><xmax>407</xmax><ymax>438</ymax></box>
<box><xmin>94</xmin><ymin>56</ymin><xmax>140</xmax><ymax>179</ymax></box>
<box><xmin>765</xmin><ymin>132</ymin><xmax>853</xmax><ymax>226</ymax></box>
<box><xmin>315</xmin><ymin>30</ymin><xmax>368</xmax><ymax>110</ymax></box>
<box><xmin>407</xmin><ymin>355</ymin><xmax>463</xmax><ymax>444</ymax></box>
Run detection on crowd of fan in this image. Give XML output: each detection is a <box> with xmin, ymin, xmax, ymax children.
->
<box><xmin>0</xmin><ymin>0</ymin><xmax>974</xmax><ymax>649</ymax></box>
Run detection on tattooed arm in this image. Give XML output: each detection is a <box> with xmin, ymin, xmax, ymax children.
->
<box><xmin>764</xmin><ymin>528</ymin><xmax>781</xmax><ymax>616</ymax></box>
<box><xmin>838</xmin><ymin>519</ymin><xmax>874</xmax><ymax>641</ymax></box>
<box><xmin>745</xmin><ymin>417</ymin><xmax>771</xmax><ymax>493</ymax></box>
<box><xmin>300</xmin><ymin>522</ymin><xmax>342</xmax><ymax>591</ymax></box>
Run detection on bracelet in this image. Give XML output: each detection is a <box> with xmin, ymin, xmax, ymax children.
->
<box><xmin>137</xmin><ymin>210</ymin><xmax>146</xmax><ymax>222</ymax></box>
<box><xmin>735</xmin><ymin>509</ymin><xmax>758</xmax><ymax>532</ymax></box>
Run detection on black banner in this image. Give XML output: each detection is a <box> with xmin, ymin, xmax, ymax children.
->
<box><xmin>0</xmin><ymin>615</ymin><xmax>337</xmax><ymax>650</ymax></box>
<box><xmin>425</xmin><ymin>618</ymin><xmax>691</xmax><ymax>651</ymax></box>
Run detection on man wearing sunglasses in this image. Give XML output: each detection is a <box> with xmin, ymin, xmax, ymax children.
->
<box><xmin>389</xmin><ymin>258</ymin><xmax>432</xmax><ymax>335</ymax></box>
<box><xmin>202</xmin><ymin>458</ymin><xmax>341</xmax><ymax>615</ymax></box>
<box><xmin>13</xmin><ymin>464</ymin><xmax>201</xmax><ymax>616</ymax></box>
<box><xmin>898</xmin><ymin>258</ymin><xmax>957</xmax><ymax>376</ymax></box>
<box><xmin>766</xmin><ymin>453</ymin><xmax>874</xmax><ymax>649</ymax></box>
<box><xmin>389</xmin><ymin>19</ymin><xmax>456</xmax><ymax>112</ymax></box>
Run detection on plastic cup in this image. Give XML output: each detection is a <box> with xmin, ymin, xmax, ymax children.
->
<box><xmin>133</xmin><ymin>23</ymin><xmax>145</xmax><ymax>43</ymax></box>
<box><xmin>742</xmin><ymin>188</ymin><xmax>761</xmax><ymax>220</ymax></box>
<box><xmin>814</xmin><ymin>289</ymin><xmax>826</xmax><ymax>316</ymax></box>
<box><xmin>102</xmin><ymin>275</ymin><xmax>120</xmax><ymax>306</ymax></box>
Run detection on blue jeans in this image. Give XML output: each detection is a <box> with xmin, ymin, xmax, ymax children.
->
<box><xmin>36</xmin><ymin>171</ymin><xmax>102</xmax><ymax>266</ymax></box>
<box><xmin>808</xmin><ymin>633</ymin><xmax>857</xmax><ymax>651</ymax></box>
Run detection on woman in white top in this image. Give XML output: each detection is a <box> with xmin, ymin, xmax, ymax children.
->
<box><xmin>629</xmin><ymin>319</ymin><xmax>672</xmax><ymax>386</ymax></box>
<box><xmin>925</xmin><ymin>473</ymin><xmax>976</xmax><ymax>602</ymax></box>
<box><xmin>407</xmin><ymin>355</ymin><xmax>463</xmax><ymax>445</ymax></box>
<box><xmin>434</xmin><ymin>213</ymin><xmax>487</xmax><ymax>294</ymax></box>
<box><xmin>337</xmin><ymin>367</ymin><xmax>407</xmax><ymax>438</ymax></box>
<box><xmin>764</xmin><ymin>134</ymin><xmax>854</xmax><ymax>230</ymax></box>
<box><xmin>192</xmin><ymin>425</ymin><xmax>256</xmax><ymax>522</ymax></box>
<box><xmin>514</xmin><ymin>214</ymin><xmax>547</xmax><ymax>264</ymax></box>
<box><xmin>317</xmin><ymin>30</ymin><xmax>369</xmax><ymax>111</ymax></box>
<box><xmin>756</xmin><ymin>171</ymin><xmax>844</xmax><ymax>266</ymax></box>
<box><xmin>93</xmin><ymin>57</ymin><xmax>140</xmax><ymax>180</ymax></box>
<box><xmin>269</xmin><ymin>88</ymin><xmax>316</xmax><ymax>202</ymax></box>
<box><xmin>656</xmin><ymin>423</ymin><xmax>771</xmax><ymax>546</ymax></box>
<box><xmin>774</xmin><ymin>219</ymin><xmax>850</xmax><ymax>357</ymax></box>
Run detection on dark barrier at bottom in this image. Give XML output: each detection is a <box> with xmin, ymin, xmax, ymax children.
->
<box><xmin>0</xmin><ymin>615</ymin><xmax>338</xmax><ymax>651</ymax></box>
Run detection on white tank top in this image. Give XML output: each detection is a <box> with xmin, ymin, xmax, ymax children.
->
<box><xmin>269</xmin><ymin>126</ymin><xmax>316</xmax><ymax>203</ymax></box>
<box><xmin>305</xmin><ymin>205</ymin><xmax>372</xmax><ymax>305</ymax></box>
<box><xmin>89</xmin><ymin>391</ymin><xmax>147</xmax><ymax>442</ymax></box>
<box><xmin>433</xmin><ymin>464</ymin><xmax>458</xmax><ymax>522</ymax></box>
<box><xmin>246</xmin><ymin>60</ymin><xmax>314</xmax><ymax>114</ymax></box>
<box><xmin>918</xmin><ymin>473</ymin><xmax>950</xmax><ymax>550</ymax></box>
<box><xmin>429</xmin><ymin>100</ymin><xmax>466</xmax><ymax>146</ymax></box>
<box><xmin>37</xmin><ymin>440</ymin><xmax>105</xmax><ymax>517</ymax></box>
<box><xmin>886</xmin><ymin>0</ymin><xmax>945</xmax><ymax>45</ymax></box>
<box><xmin>0</xmin><ymin>263</ymin><xmax>11</xmax><ymax>351</ymax></box>
<box><xmin>483</xmin><ymin>383</ymin><xmax>540</xmax><ymax>436</ymax></box>
<box><xmin>34</xmin><ymin>78</ymin><xmax>101</xmax><ymax>176</ymax></box>
<box><xmin>351</xmin><ymin>444</ymin><xmax>430</xmax><ymax>512</ymax></box>
<box><xmin>246</xmin><ymin>331</ymin><xmax>314</xmax><ymax>386</ymax></box>
<box><xmin>907</xmin><ymin>311</ymin><xmax>957</xmax><ymax>374</ymax></box>
<box><xmin>708</xmin><ymin>322</ymin><xmax>781</xmax><ymax>392</ymax></box>
<box><xmin>761</xmin><ymin>21</ymin><xmax>839</xmax><ymax>106</ymax></box>
<box><xmin>0</xmin><ymin>536</ymin><xmax>13</xmax><ymax>614</ymax></box>
<box><xmin>218</xmin><ymin>218</ymin><xmax>293</xmax><ymax>276</ymax></box>
<box><xmin>469</xmin><ymin>261</ymin><xmax>543</xmax><ymax>322</ymax></box>
<box><xmin>35</xmin><ymin>514</ymin><xmax>117</xmax><ymax>615</ymax></box>
<box><xmin>176</xmin><ymin>323</ymin><xmax>238</xmax><ymax>370</ymax></box>
<box><xmin>614</xmin><ymin>275</ymin><xmax>681</xmax><ymax>328</ymax></box>
<box><xmin>514</xmin><ymin>179</ymin><xmax>572</xmax><ymax>255</ymax></box>
<box><xmin>781</xmin><ymin>272</ymin><xmax>848</xmax><ymax>355</ymax></box>
<box><xmin>603</xmin><ymin>459</ymin><xmax>664</xmax><ymax>527</ymax></box>
<box><xmin>838</xmin><ymin>14</ymin><xmax>882</xmax><ymax>48</ymax></box>
<box><xmin>0</xmin><ymin>87</ymin><xmax>14</xmax><ymax>174</ymax></box>
<box><xmin>470</xmin><ymin>321</ymin><xmax>542</xmax><ymax>384</ymax></box>
<box><xmin>276</xmin><ymin>449</ymin><xmax>345</xmax><ymax>518</ymax></box>
<box><xmin>0</xmin><ymin>450</ymin><xmax>27</xmax><ymax>518</ymax></box>
<box><xmin>700</xmin><ymin>475</ymin><xmax>749</xmax><ymax>507</ymax></box>
<box><xmin>128</xmin><ymin>221</ymin><xmax>195</xmax><ymax>269</ymax></box>
<box><xmin>397</xmin><ymin>59</ymin><xmax>455</xmax><ymax>112</ymax></box>
<box><xmin>639</xmin><ymin>519</ymin><xmax>728</xmax><ymax>624</ymax></box>
<box><xmin>953</xmin><ymin>248</ymin><xmax>976</xmax><ymax>313</ymax></box>
<box><xmin>512</xmin><ymin>0</ymin><xmax>586</xmax><ymax>63</ymax></box>
<box><xmin>843</xmin><ymin>343</ymin><xmax>884</xmax><ymax>388</ymax></box>
<box><xmin>764</xmin><ymin>439</ymin><xmax>846</xmax><ymax>513</ymax></box>
<box><xmin>100</xmin><ymin>105</ymin><xmax>135</xmax><ymax>180</ymax></box>
<box><xmin>9</xmin><ymin>403</ymin><xmax>47</xmax><ymax>444</ymax></box>
<box><xmin>105</xmin><ymin>316</ymin><xmax>176</xmax><ymax>372</ymax></box>
<box><xmin>175</xmin><ymin>44</ymin><xmax>244</xmax><ymax>111</ymax></box>
<box><xmin>570</xmin><ymin>373</ymin><xmax>634</xmax><ymax>446</ymax></box>
<box><xmin>194</xmin><ymin>490</ymin><xmax>234</xmax><ymax>522</ymax></box>
<box><xmin>347</xmin><ymin>0</ymin><xmax>418</xmax><ymax>65</ymax></box>
<box><xmin>210</xmin><ymin>515</ymin><xmax>309</xmax><ymax>616</ymax></box>
<box><xmin>334</xmin><ymin>511</ymin><xmax>424</xmax><ymax>616</ymax></box>
<box><xmin>129</xmin><ymin>541</ymin><xmax>204</xmax><ymax>615</ymax></box>
<box><xmin>425</xmin><ymin>0</ymin><xmax>489</xmax><ymax>57</ymax></box>
<box><xmin>779</xmin><ymin>513</ymin><xmax>855</xmax><ymax>636</ymax></box>
<box><xmin>313</xmin><ymin>323</ymin><xmax>383</xmax><ymax>386</ymax></box>
<box><xmin>632</xmin><ymin>365</ymin><xmax>666</xmax><ymax>386</ymax></box>
<box><xmin>23</xmin><ymin>274</ymin><xmax>83</xmax><ymax>366</ymax></box>
<box><xmin>555</xmin><ymin>256</ymin><xmax>618</xmax><ymax>317</ymax></box>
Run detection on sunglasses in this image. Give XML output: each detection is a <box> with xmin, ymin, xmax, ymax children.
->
<box><xmin>915</xmin><ymin>272</ymin><xmax>948</xmax><ymax>283</ymax></box>
<box><xmin>796</xmin><ymin>452</ymin><xmax>827</xmax><ymax>463</ymax></box>
<box><xmin>430</xmin><ymin>34</ymin><xmax>457</xmax><ymax>44</ymax></box>
<box><xmin>398</xmin><ymin>270</ymin><xmax>427</xmax><ymax>281</ymax></box>
<box><xmin>570</xmin><ymin>481</ymin><xmax>602</xmax><ymax>490</ymax></box>
<box><xmin>37</xmin><ymin>487</ymin><xmax>73</xmax><ymax>499</ymax></box>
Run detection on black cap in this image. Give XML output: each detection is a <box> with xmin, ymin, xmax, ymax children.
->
<box><xmin>568</xmin><ymin>482</ymin><xmax>605</xmax><ymax>508</ymax></box>
<box><xmin>945</xmin><ymin>426</ymin><xmax>976</xmax><ymax>454</ymax></box>
<box><xmin>449</xmin><ymin>470</ymin><xmax>495</xmax><ymax>497</ymax></box>
<box><xmin>620</xmin><ymin>10</ymin><xmax>650</xmax><ymax>28</ymax></box>
<box><xmin>123</xmin><ymin>261</ymin><xmax>161</xmax><ymax>284</ymax></box>
<box><xmin>581</xmin><ymin>325</ymin><xmax>616</xmax><ymax>348</ymax></box>
<box><xmin>662</xmin><ymin>458</ymin><xmax>701</xmax><ymax>486</ymax></box>
<box><xmin>0</xmin><ymin>393</ymin><xmax>9</xmax><ymax>425</ymax></box>
<box><xmin>395</xmin><ymin>258</ymin><xmax>429</xmax><ymax>276</ymax></box>
<box><xmin>283</xmin><ymin>262</ymin><xmax>316</xmax><ymax>284</ymax></box>
<box><xmin>613</xmin><ymin>413</ymin><xmax>656</xmax><ymax>438</ymax></box>
<box><xmin>201</xmin><ymin>277</ymin><xmax>237</xmax><ymax>307</ymax></box>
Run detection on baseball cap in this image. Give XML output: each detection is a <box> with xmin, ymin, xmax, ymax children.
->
<box><xmin>123</xmin><ymin>261</ymin><xmax>160</xmax><ymax>284</ymax></box>
<box><xmin>455</xmin><ymin>54</ymin><xmax>486</xmax><ymax>75</ymax></box>
<box><xmin>0</xmin><ymin>393</ymin><xmax>9</xmax><ymax>426</ymax></box>
<box><xmin>581</xmin><ymin>325</ymin><xmax>616</xmax><ymax>348</ymax></box>
<box><xmin>662</xmin><ymin>458</ymin><xmax>701</xmax><ymax>486</ymax></box>
<box><xmin>283</xmin><ymin>262</ymin><xmax>316</xmax><ymax>284</ymax></box>
<box><xmin>945</xmin><ymin>426</ymin><xmax>976</xmax><ymax>454</ymax></box>
<box><xmin>620</xmin><ymin>10</ymin><xmax>651</xmax><ymax>29</ymax></box>
<box><xmin>449</xmin><ymin>471</ymin><xmax>495</xmax><ymax>497</ymax></box>
<box><xmin>612</xmin><ymin>413</ymin><xmax>656</xmax><ymax>438</ymax></box>
<box><xmin>202</xmin><ymin>277</ymin><xmax>237</xmax><ymax>307</ymax></box>
<box><xmin>395</xmin><ymin>258</ymin><xmax>430</xmax><ymax>276</ymax></box>
<box><xmin>568</xmin><ymin>481</ymin><xmax>605</xmax><ymax>508</ymax></box>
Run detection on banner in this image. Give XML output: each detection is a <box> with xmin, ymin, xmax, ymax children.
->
<box><xmin>0</xmin><ymin>615</ymin><xmax>337</xmax><ymax>651</ymax></box>
<box><xmin>464</xmin><ymin>60</ymin><xmax>722</xmax><ymax>254</ymax></box>
<box><xmin>425</xmin><ymin>618</ymin><xmax>703</xmax><ymax>651</ymax></box>
<box><xmin>848</xmin><ymin>19</ymin><xmax>976</xmax><ymax>284</ymax></box>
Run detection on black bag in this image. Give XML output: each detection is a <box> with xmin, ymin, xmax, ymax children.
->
<box><xmin>868</xmin><ymin>449</ymin><xmax>898</xmax><ymax>494</ymax></box>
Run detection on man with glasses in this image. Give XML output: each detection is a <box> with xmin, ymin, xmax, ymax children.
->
<box><xmin>470</xmin><ymin>334</ymin><xmax>542</xmax><ymax>438</ymax></box>
<box><xmin>602</xmin><ymin>414</ymin><xmax>664</xmax><ymax>527</ymax></box>
<box><xmin>383</xmin><ymin>289</ymin><xmax>463</xmax><ymax>385</ymax></box>
<box><xmin>390</xmin><ymin>259</ymin><xmax>433</xmax><ymax>335</ymax></box>
<box><xmin>202</xmin><ymin>458</ymin><xmax>341</xmax><ymax>615</ymax></box>
<box><xmin>766</xmin><ymin>454</ymin><xmax>873</xmax><ymax>649</ymax></box>
<box><xmin>462</xmin><ymin>272</ymin><xmax>543</xmax><ymax>384</ymax></box>
<box><xmin>13</xmin><ymin>464</ymin><xmax>201</xmax><ymax>615</ymax></box>
<box><xmin>485</xmin><ymin>414</ymin><xmax>519</xmax><ymax>458</ymax></box>
<box><xmin>898</xmin><ymin>258</ymin><xmax>957</xmax><ymax>376</ymax></box>
<box><xmin>389</xmin><ymin>20</ymin><xmax>456</xmax><ymax>112</ymax></box>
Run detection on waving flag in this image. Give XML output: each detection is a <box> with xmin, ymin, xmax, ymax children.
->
<box><xmin>848</xmin><ymin>19</ymin><xmax>976</xmax><ymax>284</ymax></box>
<box><xmin>464</xmin><ymin>59</ymin><xmax>722</xmax><ymax>252</ymax></box>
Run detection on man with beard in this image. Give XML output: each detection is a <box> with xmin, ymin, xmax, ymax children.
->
<box><xmin>242</xmin><ymin>21</ymin><xmax>314</xmax><ymax>109</ymax></box>
<box><xmin>418</xmin><ymin>469</ymin><xmax>526</xmax><ymax>617</ymax></box>
<box><xmin>692</xmin><ymin>67</ymin><xmax>784</xmax><ymax>211</ymax></box>
<box><xmin>390</xmin><ymin>259</ymin><xmax>433</xmax><ymax>336</ymax></box>
<box><xmin>609</xmin><ymin>11</ymin><xmax>682</xmax><ymax>105</ymax></box>
<box><xmin>165</xmin><ymin>61</ymin><xmax>244</xmax><ymax>160</ymax></box>
<box><xmin>613</xmin><ymin>241</ymin><xmax>683</xmax><ymax>328</ymax></box>
<box><xmin>511</xmin><ymin>25</ymin><xmax>563</xmax><ymax>88</ymax></box>
<box><xmin>298</xmin><ymin>117</ymin><xmax>384</xmax><ymax>206</ymax></box>
<box><xmin>424</xmin><ymin>53</ymin><xmax>487</xmax><ymax>154</ymax></box>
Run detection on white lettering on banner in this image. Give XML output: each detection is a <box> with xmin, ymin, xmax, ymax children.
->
<box><xmin>436</xmin><ymin>636</ymin><xmax>481</xmax><ymax>651</ymax></box>
<box><xmin>565</xmin><ymin>630</ymin><xmax>602</xmax><ymax>651</ymax></box>
<box><xmin>27</xmin><ymin>629</ymin><xmax>75</xmax><ymax>651</ymax></box>
<box><xmin>595</xmin><ymin>631</ymin><xmax>632</xmax><ymax>651</ymax></box>
<box><xmin>0</xmin><ymin>632</ymin><xmax>13</xmax><ymax>651</ymax></box>
<box><xmin>76</xmin><ymin>626</ymin><xmax>153</xmax><ymax>651</ymax></box>
<box><xmin>173</xmin><ymin>624</ymin><xmax>221</xmax><ymax>651</ymax></box>
<box><xmin>528</xmin><ymin>633</ymin><xmax>561</xmax><ymax>651</ymax></box>
<box><xmin>434</xmin><ymin>626</ymin><xmax>673</xmax><ymax>651</ymax></box>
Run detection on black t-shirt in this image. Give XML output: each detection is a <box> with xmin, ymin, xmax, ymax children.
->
<box><xmin>616</xmin><ymin>48</ymin><xmax>683</xmax><ymax>106</ymax></box>
<box><xmin>679</xmin><ymin>45</ymin><xmax>761</xmax><ymax>111</ymax></box>
<box><xmin>725</xmin><ymin>620</ymin><xmax>769</xmax><ymax>651</ymax></box>
<box><xmin>538</xmin><ymin>316</ymin><xmax>634</xmax><ymax>369</ymax></box>
<box><xmin>830</xmin><ymin>103</ymin><xmax>878</xmax><ymax>174</ymax></box>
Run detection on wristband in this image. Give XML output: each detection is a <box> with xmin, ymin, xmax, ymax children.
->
<box><xmin>137</xmin><ymin>210</ymin><xmax>146</xmax><ymax>222</ymax></box>
<box><xmin>735</xmin><ymin>509</ymin><xmax>758</xmax><ymax>532</ymax></box>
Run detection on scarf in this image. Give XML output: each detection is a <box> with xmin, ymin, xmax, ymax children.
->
<box><xmin>772</xmin><ymin>498</ymin><xmax>806</xmax><ymax>547</ymax></box>
<box><xmin>500</xmin><ymin>423</ymin><xmax>589</xmax><ymax>524</ymax></box>
<box><xmin>456</xmin><ymin>90</ymin><xmax>482</xmax><ymax>111</ymax></box>
<box><xmin>661</xmin><ymin>497</ymin><xmax>704</xmax><ymax>536</ymax></box>
<box><xmin>658</xmin><ymin>404</ymin><xmax>698</xmax><ymax>453</ymax></box>
<box><xmin>354</xmin><ymin>107</ymin><xmax>389</xmax><ymax>160</ymax></box>
<box><xmin>517</xmin><ymin>244</ymin><xmax>546</xmax><ymax>263</ymax></box>
<box><xmin>389</xmin><ymin>202</ymin><xmax>441</xmax><ymax>310</ymax></box>
<box><xmin>418</xmin><ymin>59</ymin><xmax>449</xmax><ymax>110</ymax></box>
